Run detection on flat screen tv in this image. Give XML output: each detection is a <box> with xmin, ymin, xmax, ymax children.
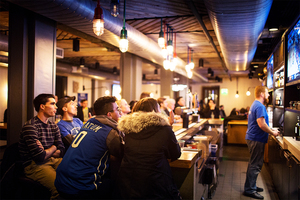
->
<box><xmin>267</xmin><ymin>54</ymin><xmax>274</xmax><ymax>89</ymax></box>
<box><xmin>287</xmin><ymin>16</ymin><xmax>300</xmax><ymax>83</ymax></box>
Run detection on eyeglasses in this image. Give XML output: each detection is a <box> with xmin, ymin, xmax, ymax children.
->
<box><xmin>110</xmin><ymin>107</ymin><xmax>122</xmax><ymax>113</ymax></box>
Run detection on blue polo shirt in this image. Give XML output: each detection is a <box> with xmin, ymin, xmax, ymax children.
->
<box><xmin>245</xmin><ymin>100</ymin><xmax>269</xmax><ymax>143</ymax></box>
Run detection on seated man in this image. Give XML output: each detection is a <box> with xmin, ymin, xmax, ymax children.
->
<box><xmin>55</xmin><ymin>96</ymin><xmax>124</xmax><ymax>199</ymax></box>
<box><xmin>19</xmin><ymin>93</ymin><xmax>65</xmax><ymax>199</ymax></box>
<box><xmin>56</xmin><ymin>96</ymin><xmax>83</xmax><ymax>150</ymax></box>
<box><xmin>76</xmin><ymin>99</ymin><xmax>92</xmax><ymax>122</ymax></box>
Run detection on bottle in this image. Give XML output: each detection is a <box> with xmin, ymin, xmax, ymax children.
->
<box><xmin>296</xmin><ymin>116</ymin><xmax>300</xmax><ymax>141</ymax></box>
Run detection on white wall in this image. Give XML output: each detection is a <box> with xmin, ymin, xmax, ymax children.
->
<box><xmin>141</xmin><ymin>84</ymin><xmax>161</xmax><ymax>100</ymax></box>
<box><xmin>191</xmin><ymin>77</ymin><xmax>262</xmax><ymax>116</ymax></box>
<box><xmin>0</xmin><ymin>67</ymin><xmax>8</xmax><ymax>122</ymax></box>
<box><xmin>67</xmin><ymin>75</ymin><xmax>92</xmax><ymax>108</ymax></box>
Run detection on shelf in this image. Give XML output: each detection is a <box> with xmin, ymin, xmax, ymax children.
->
<box><xmin>285</xmin><ymin>108</ymin><xmax>300</xmax><ymax>113</ymax></box>
<box><xmin>275</xmin><ymin>106</ymin><xmax>284</xmax><ymax>109</ymax></box>
<box><xmin>268</xmin><ymin>105</ymin><xmax>273</xmax><ymax>108</ymax></box>
<box><xmin>274</xmin><ymin>86</ymin><xmax>284</xmax><ymax>90</ymax></box>
<box><xmin>286</xmin><ymin>79</ymin><xmax>300</xmax><ymax>87</ymax></box>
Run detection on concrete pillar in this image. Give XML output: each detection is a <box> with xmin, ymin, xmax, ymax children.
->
<box><xmin>8</xmin><ymin>4</ymin><xmax>56</xmax><ymax>145</ymax></box>
<box><xmin>160</xmin><ymin>69</ymin><xmax>174</xmax><ymax>99</ymax></box>
<box><xmin>120</xmin><ymin>53</ymin><xmax>142</xmax><ymax>102</ymax></box>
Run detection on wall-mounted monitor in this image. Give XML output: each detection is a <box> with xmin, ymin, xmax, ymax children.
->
<box><xmin>267</xmin><ymin>54</ymin><xmax>274</xmax><ymax>89</ymax></box>
<box><xmin>287</xmin><ymin>16</ymin><xmax>300</xmax><ymax>83</ymax></box>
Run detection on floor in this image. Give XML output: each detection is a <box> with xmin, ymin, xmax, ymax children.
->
<box><xmin>212</xmin><ymin>144</ymin><xmax>279</xmax><ymax>200</ymax></box>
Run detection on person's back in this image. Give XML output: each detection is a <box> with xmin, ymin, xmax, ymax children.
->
<box><xmin>55</xmin><ymin>96</ymin><xmax>124</xmax><ymax>199</ymax></box>
<box><xmin>116</xmin><ymin>97</ymin><xmax>181</xmax><ymax>199</ymax></box>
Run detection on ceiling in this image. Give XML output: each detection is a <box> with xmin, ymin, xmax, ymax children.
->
<box><xmin>0</xmin><ymin>0</ymin><xmax>299</xmax><ymax>83</ymax></box>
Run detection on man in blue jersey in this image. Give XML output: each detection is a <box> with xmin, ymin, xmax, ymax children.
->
<box><xmin>243</xmin><ymin>86</ymin><xmax>279</xmax><ymax>199</ymax></box>
<box><xmin>56</xmin><ymin>96</ymin><xmax>83</xmax><ymax>150</ymax></box>
<box><xmin>55</xmin><ymin>96</ymin><xmax>124</xmax><ymax>199</ymax></box>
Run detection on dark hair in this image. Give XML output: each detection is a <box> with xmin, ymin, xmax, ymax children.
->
<box><xmin>129</xmin><ymin>100</ymin><xmax>137</xmax><ymax>111</ymax></box>
<box><xmin>157</xmin><ymin>97</ymin><xmax>166</xmax><ymax>106</ymax></box>
<box><xmin>140</xmin><ymin>92</ymin><xmax>150</xmax><ymax>99</ymax></box>
<box><xmin>33</xmin><ymin>93</ymin><xmax>55</xmax><ymax>112</ymax></box>
<box><xmin>80</xmin><ymin>99</ymin><xmax>87</xmax><ymax>103</ymax></box>
<box><xmin>229</xmin><ymin>108</ymin><xmax>237</xmax><ymax>116</ymax></box>
<box><xmin>220</xmin><ymin>105</ymin><xmax>224</xmax><ymax>108</ymax></box>
<box><xmin>133</xmin><ymin>98</ymin><xmax>160</xmax><ymax>113</ymax></box>
<box><xmin>93</xmin><ymin>96</ymin><xmax>117</xmax><ymax>115</ymax></box>
<box><xmin>240</xmin><ymin>108</ymin><xmax>247</xmax><ymax>114</ymax></box>
<box><xmin>175</xmin><ymin>96</ymin><xmax>183</xmax><ymax>104</ymax></box>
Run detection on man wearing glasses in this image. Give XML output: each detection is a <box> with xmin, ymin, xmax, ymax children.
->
<box><xmin>55</xmin><ymin>96</ymin><xmax>124</xmax><ymax>199</ymax></box>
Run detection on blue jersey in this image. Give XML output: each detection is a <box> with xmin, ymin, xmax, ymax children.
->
<box><xmin>245</xmin><ymin>100</ymin><xmax>269</xmax><ymax>143</ymax></box>
<box><xmin>55</xmin><ymin>118</ymin><xmax>113</xmax><ymax>194</ymax></box>
<box><xmin>57</xmin><ymin>118</ymin><xmax>83</xmax><ymax>138</ymax></box>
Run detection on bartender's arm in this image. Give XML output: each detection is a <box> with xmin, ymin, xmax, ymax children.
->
<box><xmin>257</xmin><ymin>117</ymin><xmax>279</xmax><ymax>136</ymax></box>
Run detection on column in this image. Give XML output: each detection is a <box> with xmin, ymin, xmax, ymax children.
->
<box><xmin>120</xmin><ymin>53</ymin><xmax>142</xmax><ymax>102</ymax></box>
<box><xmin>160</xmin><ymin>69</ymin><xmax>174</xmax><ymax>99</ymax></box>
<box><xmin>8</xmin><ymin>4</ymin><xmax>56</xmax><ymax>145</ymax></box>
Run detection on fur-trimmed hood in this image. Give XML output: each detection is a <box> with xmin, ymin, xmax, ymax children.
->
<box><xmin>117</xmin><ymin>111</ymin><xmax>170</xmax><ymax>134</ymax></box>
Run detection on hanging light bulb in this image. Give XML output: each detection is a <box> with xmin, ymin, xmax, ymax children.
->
<box><xmin>119</xmin><ymin>0</ymin><xmax>128</xmax><ymax>53</ymax></box>
<box><xmin>185</xmin><ymin>64</ymin><xmax>191</xmax><ymax>72</ymax></box>
<box><xmin>105</xmin><ymin>89</ymin><xmax>110</xmax><ymax>96</ymax></box>
<box><xmin>170</xmin><ymin>59</ymin><xmax>176</xmax><ymax>71</ymax></box>
<box><xmin>158</xmin><ymin>18</ymin><xmax>165</xmax><ymax>48</ymax></box>
<box><xmin>189</xmin><ymin>49</ymin><xmax>195</xmax><ymax>69</ymax></box>
<box><xmin>110</xmin><ymin>0</ymin><xmax>120</xmax><ymax>17</ymax></box>
<box><xmin>246</xmin><ymin>90</ymin><xmax>251</xmax><ymax>96</ymax></box>
<box><xmin>187</xmin><ymin>70</ymin><xmax>193</xmax><ymax>79</ymax></box>
<box><xmin>162</xmin><ymin>48</ymin><xmax>168</xmax><ymax>59</ymax></box>
<box><xmin>185</xmin><ymin>46</ymin><xmax>190</xmax><ymax>72</ymax></box>
<box><xmin>235</xmin><ymin>91</ymin><xmax>239</xmax><ymax>98</ymax></box>
<box><xmin>93</xmin><ymin>0</ymin><xmax>105</xmax><ymax>36</ymax></box>
<box><xmin>167</xmin><ymin>28</ymin><xmax>173</xmax><ymax>56</ymax></box>
<box><xmin>163</xmin><ymin>59</ymin><xmax>170</xmax><ymax>70</ymax></box>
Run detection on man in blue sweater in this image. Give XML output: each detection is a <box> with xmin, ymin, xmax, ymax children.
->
<box><xmin>55</xmin><ymin>96</ymin><xmax>124</xmax><ymax>199</ymax></box>
<box><xmin>56</xmin><ymin>96</ymin><xmax>83</xmax><ymax>150</ymax></box>
<box><xmin>243</xmin><ymin>86</ymin><xmax>279</xmax><ymax>199</ymax></box>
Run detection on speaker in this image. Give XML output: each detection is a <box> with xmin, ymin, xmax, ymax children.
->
<box><xmin>73</xmin><ymin>39</ymin><xmax>79</xmax><ymax>52</ymax></box>
<box><xmin>199</xmin><ymin>58</ymin><xmax>203</xmax><ymax>68</ymax></box>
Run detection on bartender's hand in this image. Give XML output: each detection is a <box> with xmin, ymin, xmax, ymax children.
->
<box><xmin>272</xmin><ymin>129</ymin><xmax>280</xmax><ymax>137</ymax></box>
<box><xmin>168</xmin><ymin>110</ymin><xmax>174</xmax><ymax>125</ymax></box>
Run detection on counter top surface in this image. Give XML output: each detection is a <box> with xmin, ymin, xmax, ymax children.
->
<box><xmin>169</xmin><ymin>149</ymin><xmax>201</xmax><ymax>168</ymax></box>
<box><xmin>228</xmin><ymin>120</ymin><xmax>248</xmax><ymax>125</ymax></box>
<box><xmin>173</xmin><ymin>119</ymin><xmax>208</xmax><ymax>140</ymax></box>
<box><xmin>283</xmin><ymin>137</ymin><xmax>300</xmax><ymax>161</ymax></box>
<box><xmin>0</xmin><ymin>123</ymin><xmax>7</xmax><ymax>129</ymax></box>
<box><xmin>272</xmin><ymin>135</ymin><xmax>284</xmax><ymax>148</ymax></box>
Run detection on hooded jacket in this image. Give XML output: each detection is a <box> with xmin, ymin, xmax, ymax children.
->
<box><xmin>116</xmin><ymin>112</ymin><xmax>181</xmax><ymax>199</ymax></box>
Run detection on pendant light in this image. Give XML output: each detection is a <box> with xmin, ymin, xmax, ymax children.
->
<box><xmin>189</xmin><ymin>49</ymin><xmax>195</xmax><ymax>69</ymax></box>
<box><xmin>158</xmin><ymin>18</ymin><xmax>165</xmax><ymax>48</ymax></box>
<box><xmin>235</xmin><ymin>77</ymin><xmax>239</xmax><ymax>98</ymax></box>
<box><xmin>163</xmin><ymin>58</ymin><xmax>170</xmax><ymax>70</ymax></box>
<box><xmin>167</xmin><ymin>27</ymin><xmax>173</xmax><ymax>56</ymax></box>
<box><xmin>119</xmin><ymin>0</ymin><xmax>128</xmax><ymax>53</ymax></box>
<box><xmin>185</xmin><ymin>46</ymin><xmax>191</xmax><ymax>72</ymax></box>
<box><xmin>93</xmin><ymin>0</ymin><xmax>105</xmax><ymax>36</ymax></box>
<box><xmin>110</xmin><ymin>0</ymin><xmax>120</xmax><ymax>17</ymax></box>
<box><xmin>170</xmin><ymin>32</ymin><xmax>177</xmax><ymax>71</ymax></box>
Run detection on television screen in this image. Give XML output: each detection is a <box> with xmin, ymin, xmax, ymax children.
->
<box><xmin>267</xmin><ymin>54</ymin><xmax>274</xmax><ymax>89</ymax></box>
<box><xmin>287</xmin><ymin>17</ymin><xmax>300</xmax><ymax>83</ymax></box>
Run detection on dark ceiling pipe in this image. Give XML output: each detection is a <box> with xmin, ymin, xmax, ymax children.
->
<box><xmin>184</xmin><ymin>0</ymin><xmax>231</xmax><ymax>80</ymax></box>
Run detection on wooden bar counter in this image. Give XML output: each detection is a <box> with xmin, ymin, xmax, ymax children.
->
<box><xmin>227</xmin><ymin>120</ymin><xmax>248</xmax><ymax>144</ymax></box>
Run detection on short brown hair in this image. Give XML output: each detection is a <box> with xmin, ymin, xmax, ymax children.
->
<box><xmin>157</xmin><ymin>97</ymin><xmax>166</xmax><ymax>106</ymax></box>
<box><xmin>254</xmin><ymin>86</ymin><xmax>267</xmax><ymax>98</ymax></box>
<box><xmin>140</xmin><ymin>92</ymin><xmax>150</xmax><ymax>99</ymax></box>
<box><xmin>133</xmin><ymin>97</ymin><xmax>160</xmax><ymax>113</ymax></box>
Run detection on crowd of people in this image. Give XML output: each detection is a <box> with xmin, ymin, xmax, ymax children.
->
<box><xmin>16</xmin><ymin>91</ymin><xmax>256</xmax><ymax>199</ymax></box>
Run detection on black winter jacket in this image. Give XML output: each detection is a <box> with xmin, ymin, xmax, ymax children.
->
<box><xmin>116</xmin><ymin>112</ymin><xmax>181</xmax><ymax>199</ymax></box>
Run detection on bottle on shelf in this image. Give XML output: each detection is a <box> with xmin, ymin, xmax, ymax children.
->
<box><xmin>295</xmin><ymin>116</ymin><xmax>300</xmax><ymax>141</ymax></box>
<box><xmin>280</xmin><ymin>71</ymin><xmax>284</xmax><ymax>86</ymax></box>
